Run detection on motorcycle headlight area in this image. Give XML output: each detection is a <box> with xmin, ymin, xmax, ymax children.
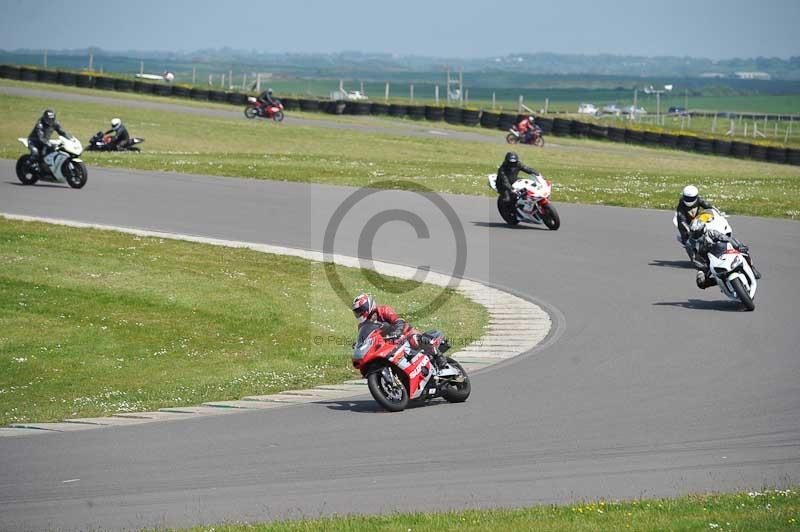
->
<box><xmin>352</xmin><ymin>337</ymin><xmax>373</xmax><ymax>360</ymax></box>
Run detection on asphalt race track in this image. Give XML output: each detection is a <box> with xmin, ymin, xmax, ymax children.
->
<box><xmin>0</xmin><ymin>162</ymin><xmax>799</xmax><ymax>531</ymax></box>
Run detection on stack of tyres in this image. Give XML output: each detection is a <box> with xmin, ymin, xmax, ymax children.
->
<box><xmin>642</xmin><ymin>131</ymin><xmax>662</xmax><ymax>146</ymax></box>
<box><xmin>497</xmin><ymin>113</ymin><xmax>516</xmax><ymax>131</ymax></box>
<box><xmin>94</xmin><ymin>76</ymin><xmax>116</xmax><ymax>90</ymax></box>
<box><xmin>76</xmin><ymin>74</ymin><xmax>94</xmax><ymax>88</ymax></box>
<box><xmin>407</xmin><ymin>105</ymin><xmax>426</xmax><ymax>120</ymax></box>
<box><xmin>731</xmin><ymin>141</ymin><xmax>750</xmax><ymax>158</ymax></box>
<box><xmin>713</xmin><ymin>140</ymin><xmax>732</xmax><ymax>156</ymax></box>
<box><xmin>0</xmin><ymin>65</ymin><xmax>22</xmax><ymax>80</ymax></box>
<box><xmin>444</xmin><ymin>107</ymin><xmax>463</xmax><ymax>125</ymax></box>
<box><xmin>461</xmin><ymin>109</ymin><xmax>481</xmax><ymax>126</ymax></box>
<box><xmin>209</xmin><ymin>90</ymin><xmax>228</xmax><ymax>102</ymax></box>
<box><xmin>227</xmin><ymin>92</ymin><xmax>246</xmax><ymax>105</ymax></box>
<box><xmin>786</xmin><ymin>148</ymin><xmax>800</xmax><ymax>166</ymax></box>
<box><xmin>19</xmin><ymin>67</ymin><xmax>39</xmax><ymax>82</ymax></box>
<box><xmin>155</xmin><ymin>84</ymin><xmax>173</xmax><ymax>96</ymax></box>
<box><xmin>677</xmin><ymin>135</ymin><xmax>696</xmax><ymax>151</ymax></box>
<box><xmin>625</xmin><ymin>129</ymin><xmax>644</xmax><ymax>144</ymax></box>
<box><xmin>660</xmin><ymin>133</ymin><xmax>679</xmax><ymax>149</ymax></box>
<box><xmin>280</xmin><ymin>97</ymin><xmax>298</xmax><ymax>111</ymax></box>
<box><xmin>371</xmin><ymin>102</ymin><xmax>389</xmax><ymax>116</ymax></box>
<box><xmin>607</xmin><ymin>127</ymin><xmax>625</xmax><ymax>142</ymax></box>
<box><xmin>535</xmin><ymin>117</ymin><xmax>553</xmax><ymax>134</ymax></box>
<box><xmin>191</xmin><ymin>88</ymin><xmax>210</xmax><ymax>101</ymax></box>
<box><xmin>57</xmin><ymin>71</ymin><xmax>77</xmax><ymax>86</ymax></box>
<box><xmin>425</xmin><ymin>106</ymin><xmax>444</xmax><ymax>121</ymax></box>
<box><xmin>480</xmin><ymin>111</ymin><xmax>500</xmax><ymax>129</ymax></box>
<box><xmin>171</xmin><ymin>85</ymin><xmax>191</xmax><ymax>98</ymax></box>
<box><xmin>134</xmin><ymin>80</ymin><xmax>154</xmax><ymax>93</ymax></box>
<box><xmin>551</xmin><ymin>118</ymin><xmax>571</xmax><ymax>136</ymax></box>
<box><xmin>693</xmin><ymin>138</ymin><xmax>713</xmax><ymax>155</ymax></box>
<box><xmin>115</xmin><ymin>79</ymin><xmax>134</xmax><ymax>92</ymax></box>
<box><xmin>570</xmin><ymin>120</ymin><xmax>589</xmax><ymax>137</ymax></box>
<box><xmin>766</xmin><ymin>147</ymin><xmax>787</xmax><ymax>164</ymax></box>
<box><xmin>389</xmin><ymin>104</ymin><xmax>408</xmax><ymax>118</ymax></box>
<box><xmin>39</xmin><ymin>70</ymin><xmax>59</xmax><ymax>83</ymax></box>
<box><xmin>299</xmin><ymin>99</ymin><xmax>321</xmax><ymax>112</ymax></box>
<box><xmin>749</xmin><ymin>144</ymin><xmax>767</xmax><ymax>161</ymax></box>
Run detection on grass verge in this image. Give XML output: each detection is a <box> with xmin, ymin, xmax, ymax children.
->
<box><xmin>0</xmin><ymin>219</ymin><xmax>487</xmax><ymax>425</ymax></box>
<box><xmin>164</xmin><ymin>488</ymin><xmax>799</xmax><ymax>531</ymax></box>
<box><xmin>1</xmin><ymin>89</ymin><xmax>799</xmax><ymax>219</ymax></box>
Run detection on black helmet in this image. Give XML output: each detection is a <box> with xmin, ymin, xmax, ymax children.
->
<box><xmin>504</xmin><ymin>152</ymin><xmax>519</xmax><ymax>165</ymax></box>
<box><xmin>267</xmin><ymin>88</ymin><xmax>273</xmax><ymax>95</ymax></box>
<box><xmin>42</xmin><ymin>109</ymin><xmax>55</xmax><ymax>126</ymax></box>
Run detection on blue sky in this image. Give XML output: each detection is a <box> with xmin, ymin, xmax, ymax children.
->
<box><xmin>1</xmin><ymin>0</ymin><xmax>798</xmax><ymax>59</ymax></box>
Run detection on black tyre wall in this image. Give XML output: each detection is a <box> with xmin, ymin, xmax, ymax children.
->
<box><xmin>607</xmin><ymin>127</ymin><xmax>625</xmax><ymax>142</ymax></box>
<box><xmin>134</xmin><ymin>81</ymin><xmax>154</xmax><ymax>93</ymax></box>
<box><xmin>370</xmin><ymin>102</ymin><xmax>389</xmax><ymax>115</ymax></box>
<box><xmin>425</xmin><ymin>106</ymin><xmax>444</xmax><ymax>121</ymax></box>
<box><xmin>389</xmin><ymin>104</ymin><xmax>408</xmax><ymax>118</ymax></box>
<box><xmin>535</xmin><ymin>117</ymin><xmax>553</xmax><ymax>134</ymax></box>
<box><xmin>731</xmin><ymin>141</ymin><xmax>750</xmax><ymax>158</ymax></box>
<box><xmin>57</xmin><ymin>71</ymin><xmax>77</xmax><ymax>86</ymax></box>
<box><xmin>191</xmin><ymin>88</ymin><xmax>210</xmax><ymax>100</ymax></box>
<box><xmin>461</xmin><ymin>109</ymin><xmax>480</xmax><ymax>126</ymax></box>
<box><xmin>766</xmin><ymin>147</ymin><xmax>787</xmax><ymax>164</ymax></box>
<box><xmin>115</xmin><ymin>79</ymin><xmax>134</xmax><ymax>92</ymax></box>
<box><xmin>713</xmin><ymin>140</ymin><xmax>732</xmax><ymax>156</ymax></box>
<box><xmin>444</xmin><ymin>107</ymin><xmax>462</xmax><ymax>125</ymax></box>
<box><xmin>407</xmin><ymin>105</ymin><xmax>426</xmax><ymax>120</ymax></box>
<box><xmin>480</xmin><ymin>111</ymin><xmax>499</xmax><ymax>128</ymax></box>
<box><xmin>0</xmin><ymin>65</ymin><xmax>22</xmax><ymax>79</ymax></box>
<box><xmin>19</xmin><ymin>67</ymin><xmax>39</xmax><ymax>81</ymax></box>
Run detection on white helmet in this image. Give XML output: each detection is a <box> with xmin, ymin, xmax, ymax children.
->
<box><xmin>681</xmin><ymin>185</ymin><xmax>699</xmax><ymax>208</ymax></box>
<box><xmin>111</xmin><ymin>118</ymin><xmax>122</xmax><ymax>130</ymax></box>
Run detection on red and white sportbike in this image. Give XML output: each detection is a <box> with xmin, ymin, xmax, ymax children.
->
<box><xmin>244</xmin><ymin>97</ymin><xmax>284</xmax><ymax>121</ymax></box>
<box><xmin>488</xmin><ymin>173</ymin><xmax>560</xmax><ymax>230</ymax></box>
<box><xmin>352</xmin><ymin>322</ymin><xmax>471</xmax><ymax>412</ymax></box>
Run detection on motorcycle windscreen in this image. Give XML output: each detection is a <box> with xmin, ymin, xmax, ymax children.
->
<box><xmin>353</xmin><ymin>322</ymin><xmax>381</xmax><ymax>360</ymax></box>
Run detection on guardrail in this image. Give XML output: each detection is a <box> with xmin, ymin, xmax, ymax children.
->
<box><xmin>1</xmin><ymin>65</ymin><xmax>797</xmax><ymax>166</ymax></box>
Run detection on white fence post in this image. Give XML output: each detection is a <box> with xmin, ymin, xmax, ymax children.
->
<box><xmin>544</xmin><ymin>97</ymin><xmax>549</xmax><ymax>114</ymax></box>
<box><xmin>492</xmin><ymin>92</ymin><xmax>496</xmax><ymax>110</ymax></box>
<box><xmin>385</xmin><ymin>82</ymin><xmax>390</xmax><ymax>102</ymax></box>
<box><xmin>435</xmin><ymin>85</ymin><xmax>439</xmax><ymax>105</ymax></box>
<box><xmin>192</xmin><ymin>66</ymin><xmax>196</xmax><ymax>85</ymax></box>
<box><xmin>410</xmin><ymin>84</ymin><xmax>414</xmax><ymax>103</ymax></box>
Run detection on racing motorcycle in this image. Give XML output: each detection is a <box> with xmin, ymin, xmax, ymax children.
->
<box><xmin>506</xmin><ymin>125</ymin><xmax>544</xmax><ymax>147</ymax></box>
<box><xmin>87</xmin><ymin>131</ymin><xmax>145</xmax><ymax>152</ymax></box>
<box><xmin>488</xmin><ymin>173</ymin><xmax>560</xmax><ymax>230</ymax></box>
<box><xmin>244</xmin><ymin>97</ymin><xmax>285</xmax><ymax>122</ymax></box>
<box><xmin>352</xmin><ymin>321</ymin><xmax>471</xmax><ymax>412</ymax></box>
<box><xmin>16</xmin><ymin>136</ymin><xmax>87</xmax><ymax>189</ymax></box>
<box><xmin>680</xmin><ymin>209</ymin><xmax>758</xmax><ymax>311</ymax></box>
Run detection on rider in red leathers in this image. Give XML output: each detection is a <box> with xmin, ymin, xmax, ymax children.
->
<box><xmin>352</xmin><ymin>293</ymin><xmax>446</xmax><ymax>367</ymax></box>
<box><xmin>517</xmin><ymin>115</ymin><xmax>536</xmax><ymax>144</ymax></box>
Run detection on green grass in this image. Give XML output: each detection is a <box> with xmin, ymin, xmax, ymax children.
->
<box><xmin>165</xmin><ymin>488</ymin><xmax>799</xmax><ymax>531</ymax></box>
<box><xmin>0</xmin><ymin>219</ymin><xmax>487</xmax><ymax>425</ymax></box>
<box><xmin>2</xmin><ymin>89</ymin><xmax>799</xmax><ymax>219</ymax></box>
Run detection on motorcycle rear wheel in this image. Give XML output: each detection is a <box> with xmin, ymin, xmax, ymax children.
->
<box><xmin>440</xmin><ymin>359</ymin><xmax>471</xmax><ymax>403</ymax></box>
<box><xmin>497</xmin><ymin>196</ymin><xmax>519</xmax><ymax>226</ymax></box>
<box><xmin>542</xmin><ymin>204</ymin><xmax>560</xmax><ymax>230</ymax></box>
<box><xmin>15</xmin><ymin>155</ymin><xmax>38</xmax><ymax>185</ymax></box>
<box><xmin>65</xmin><ymin>160</ymin><xmax>88</xmax><ymax>189</ymax></box>
<box><xmin>244</xmin><ymin>106</ymin><xmax>258</xmax><ymax>119</ymax></box>
<box><xmin>273</xmin><ymin>111</ymin><xmax>285</xmax><ymax>122</ymax></box>
<box><xmin>731</xmin><ymin>277</ymin><xmax>755</xmax><ymax>311</ymax></box>
<box><xmin>534</xmin><ymin>136</ymin><xmax>545</xmax><ymax>147</ymax></box>
<box><xmin>505</xmin><ymin>133</ymin><xmax>519</xmax><ymax>144</ymax></box>
<box><xmin>367</xmin><ymin>367</ymin><xmax>409</xmax><ymax>412</ymax></box>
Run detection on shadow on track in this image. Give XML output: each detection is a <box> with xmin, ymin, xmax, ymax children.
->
<box><xmin>653</xmin><ymin>299</ymin><xmax>746</xmax><ymax>312</ymax></box>
<box><xmin>470</xmin><ymin>221</ymin><xmax>547</xmax><ymax>230</ymax></box>
<box><xmin>649</xmin><ymin>259</ymin><xmax>695</xmax><ymax>269</ymax></box>
<box><xmin>321</xmin><ymin>398</ymin><xmax>451</xmax><ymax>413</ymax></box>
<box><xmin>5</xmin><ymin>181</ymin><xmax>68</xmax><ymax>189</ymax></box>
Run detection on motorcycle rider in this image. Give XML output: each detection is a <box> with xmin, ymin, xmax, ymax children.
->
<box><xmin>27</xmin><ymin>109</ymin><xmax>69</xmax><ymax>165</ymax></box>
<box><xmin>257</xmin><ymin>88</ymin><xmax>280</xmax><ymax>114</ymax></box>
<box><xmin>496</xmin><ymin>152</ymin><xmax>540</xmax><ymax>213</ymax></box>
<box><xmin>352</xmin><ymin>293</ymin><xmax>447</xmax><ymax>368</ymax></box>
<box><xmin>676</xmin><ymin>185</ymin><xmax>714</xmax><ymax>246</ymax></box>
<box><xmin>689</xmin><ymin>218</ymin><xmax>761</xmax><ymax>289</ymax></box>
<box><xmin>517</xmin><ymin>115</ymin><xmax>537</xmax><ymax>144</ymax></box>
<box><xmin>103</xmin><ymin>118</ymin><xmax>130</xmax><ymax>150</ymax></box>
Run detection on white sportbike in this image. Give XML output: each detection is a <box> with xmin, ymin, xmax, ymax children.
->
<box><xmin>16</xmin><ymin>136</ymin><xmax>88</xmax><ymax>189</ymax></box>
<box><xmin>487</xmin><ymin>173</ymin><xmax>560</xmax><ymax>230</ymax></box>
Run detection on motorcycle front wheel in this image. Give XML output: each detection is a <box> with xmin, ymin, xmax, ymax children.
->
<box><xmin>273</xmin><ymin>111</ymin><xmax>285</xmax><ymax>122</ymax></box>
<box><xmin>505</xmin><ymin>133</ymin><xmax>519</xmax><ymax>144</ymax></box>
<box><xmin>440</xmin><ymin>359</ymin><xmax>471</xmax><ymax>403</ymax></box>
<box><xmin>65</xmin><ymin>160</ymin><xmax>88</xmax><ymax>189</ymax></box>
<box><xmin>15</xmin><ymin>155</ymin><xmax>39</xmax><ymax>185</ymax></box>
<box><xmin>542</xmin><ymin>204</ymin><xmax>560</xmax><ymax>230</ymax></box>
<box><xmin>730</xmin><ymin>277</ymin><xmax>755</xmax><ymax>311</ymax></box>
<box><xmin>244</xmin><ymin>106</ymin><xmax>258</xmax><ymax>119</ymax></box>
<box><xmin>367</xmin><ymin>367</ymin><xmax>409</xmax><ymax>412</ymax></box>
<box><xmin>534</xmin><ymin>136</ymin><xmax>545</xmax><ymax>147</ymax></box>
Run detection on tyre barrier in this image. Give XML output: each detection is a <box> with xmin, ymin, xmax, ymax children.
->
<box><xmin>625</xmin><ymin>129</ymin><xmax>644</xmax><ymax>144</ymax></box>
<box><xmin>280</xmin><ymin>97</ymin><xmax>298</xmax><ymax>111</ymax></box>
<box><xmin>587</xmin><ymin>124</ymin><xmax>608</xmax><ymax>139</ymax></box>
<box><xmin>713</xmin><ymin>140</ymin><xmax>732</xmax><ymax>156</ymax></box>
<box><xmin>749</xmin><ymin>145</ymin><xmax>767</xmax><ymax>161</ymax></box>
<box><xmin>462</xmin><ymin>109</ymin><xmax>481</xmax><ymax>127</ymax></box>
<box><xmin>694</xmin><ymin>138</ymin><xmax>713</xmax><ymax>155</ymax></box>
<box><xmin>407</xmin><ymin>105</ymin><xmax>426</xmax><ymax>120</ymax></box>
<box><xmin>345</xmin><ymin>101</ymin><xmax>370</xmax><ymax>115</ymax></box>
<box><xmin>677</xmin><ymin>135</ymin><xmax>696</xmax><ymax>151</ymax></box>
<box><xmin>299</xmin><ymin>98</ymin><xmax>321</xmax><ymax>112</ymax></box>
<box><xmin>115</xmin><ymin>79</ymin><xmax>134</xmax><ymax>92</ymax></box>
<box><xmin>133</xmin><ymin>80</ymin><xmax>154</xmax><ymax>94</ymax></box>
<box><xmin>551</xmin><ymin>118</ymin><xmax>571</xmax><ymax>136</ymax></box>
<box><xmin>75</xmin><ymin>74</ymin><xmax>94</xmax><ymax>88</ymax></box>
<box><xmin>787</xmin><ymin>148</ymin><xmax>800</xmax><ymax>166</ymax></box>
<box><xmin>497</xmin><ymin>113</ymin><xmax>516</xmax><ymax>131</ymax></box>
<box><xmin>226</xmin><ymin>92</ymin><xmax>246</xmax><ymax>105</ymax></box>
<box><xmin>370</xmin><ymin>102</ymin><xmax>389</xmax><ymax>115</ymax></box>
<box><xmin>19</xmin><ymin>67</ymin><xmax>39</xmax><ymax>82</ymax></box>
<box><xmin>425</xmin><ymin>106</ymin><xmax>444</xmax><ymax>121</ymax></box>
<box><xmin>389</xmin><ymin>104</ymin><xmax>408</xmax><ymax>118</ymax></box>
<box><xmin>190</xmin><ymin>88</ymin><xmax>209</xmax><ymax>101</ymax></box>
<box><xmin>766</xmin><ymin>147</ymin><xmax>787</xmax><ymax>164</ymax></box>
<box><xmin>93</xmin><ymin>76</ymin><xmax>116</xmax><ymax>90</ymax></box>
<box><xmin>660</xmin><ymin>133</ymin><xmax>679</xmax><ymax>149</ymax></box>
<box><xmin>444</xmin><ymin>106</ymin><xmax>462</xmax><ymax>125</ymax></box>
<box><xmin>39</xmin><ymin>70</ymin><xmax>59</xmax><ymax>83</ymax></box>
<box><xmin>209</xmin><ymin>90</ymin><xmax>228</xmax><ymax>102</ymax></box>
<box><xmin>171</xmin><ymin>85</ymin><xmax>191</xmax><ymax>98</ymax></box>
<box><xmin>731</xmin><ymin>141</ymin><xmax>750</xmax><ymax>159</ymax></box>
<box><xmin>607</xmin><ymin>127</ymin><xmax>625</xmax><ymax>142</ymax></box>
<box><xmin>480</xmin><ymin>111</ymin><xmax>500</xmax><ymax>129</ymax></box>
<box><xmin>331</xmin><ymin>101</ymin><xmax>347</xmax><ymax>115</ymax></box>
<box><xmin>57</xmin><ymin>71</ymin><xmax>76</xmax><ymax>86</ymax></box>
<box><xmin>535</xmin><ymin>117</ymin><xmax>553</xmax><ymax>134</ymax></box>
<box><xmin>154</xmin><ymin>84</ymin><xmax>173</xmax><ymax>97</ymax></box>
<box><xmin>0</xmin><ymin>64</ymin><xmax>21</xmax><ymax>79</ymax></box>
<box><xmin>570</xmin><ymin>120</ymin><xmax>589</xmax><ymax>137</ymax></box>
<box><xmin>642</xmin><ymin>131</ymin><xmax>662</xmax><ymax>146</ymax></box>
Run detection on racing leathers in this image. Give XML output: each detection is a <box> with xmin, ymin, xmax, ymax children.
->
<box><xmin>27</xmin><ymin>117</ymin><xmax>68</xmax><ymax>163</ymax></box>
<box><xmin>517</xmin><ymin>117</ymin><xmax>535</xmax><ymax>143</ymax></box>
<box><xmin>496</xmin><ymin>160</ymin><xmax>539</xmax><ymax>212</ymax></box>
<box><xmin>103</xmin><ymin>124</ymin><xmax>130</xmax><ymax>149</ymax></box>
<box><xmin>694</xmin><ymin>229</ymin><xmax>760</xmax><ymax>288</ymax></box>
<box><xmin>676</xmin><ymin>196</ymin><xmax>714</xmax><ymax>243</ymax></box>
<box><xmin>364</xmin><ymin>305</ymin><xmax>446</xmax><ymax>367</ymax></box>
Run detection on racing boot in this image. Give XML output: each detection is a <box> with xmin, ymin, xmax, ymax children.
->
<box><xmin>696</xmin><ymin>270</ymin><xmax>715</xmax><ymax>289</ymax></box>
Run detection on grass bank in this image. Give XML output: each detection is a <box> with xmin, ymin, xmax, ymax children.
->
<box><xmin>0</xmin><ymin>219</ymin><xmax>487</xmax><ymax>425</ymax></box>
<box><xmin>166</xmin><ymin>488</ymin><xmax>798</xmax><ymax>531</ymax></box>
<box><xmin>2</xmin><ymin>89</ymin><xmax>799</xmax><ymax>219</ymax></box>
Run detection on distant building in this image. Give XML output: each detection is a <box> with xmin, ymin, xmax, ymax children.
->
<box><xmin>700</xmin><ymin>72</ymin><xmax>726</xmax><ymax>78</ymax></box>
<box><xmin>735</xmin><ymin>71</ymin><xmax>771</xmax><ymax>80</ymax></box>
